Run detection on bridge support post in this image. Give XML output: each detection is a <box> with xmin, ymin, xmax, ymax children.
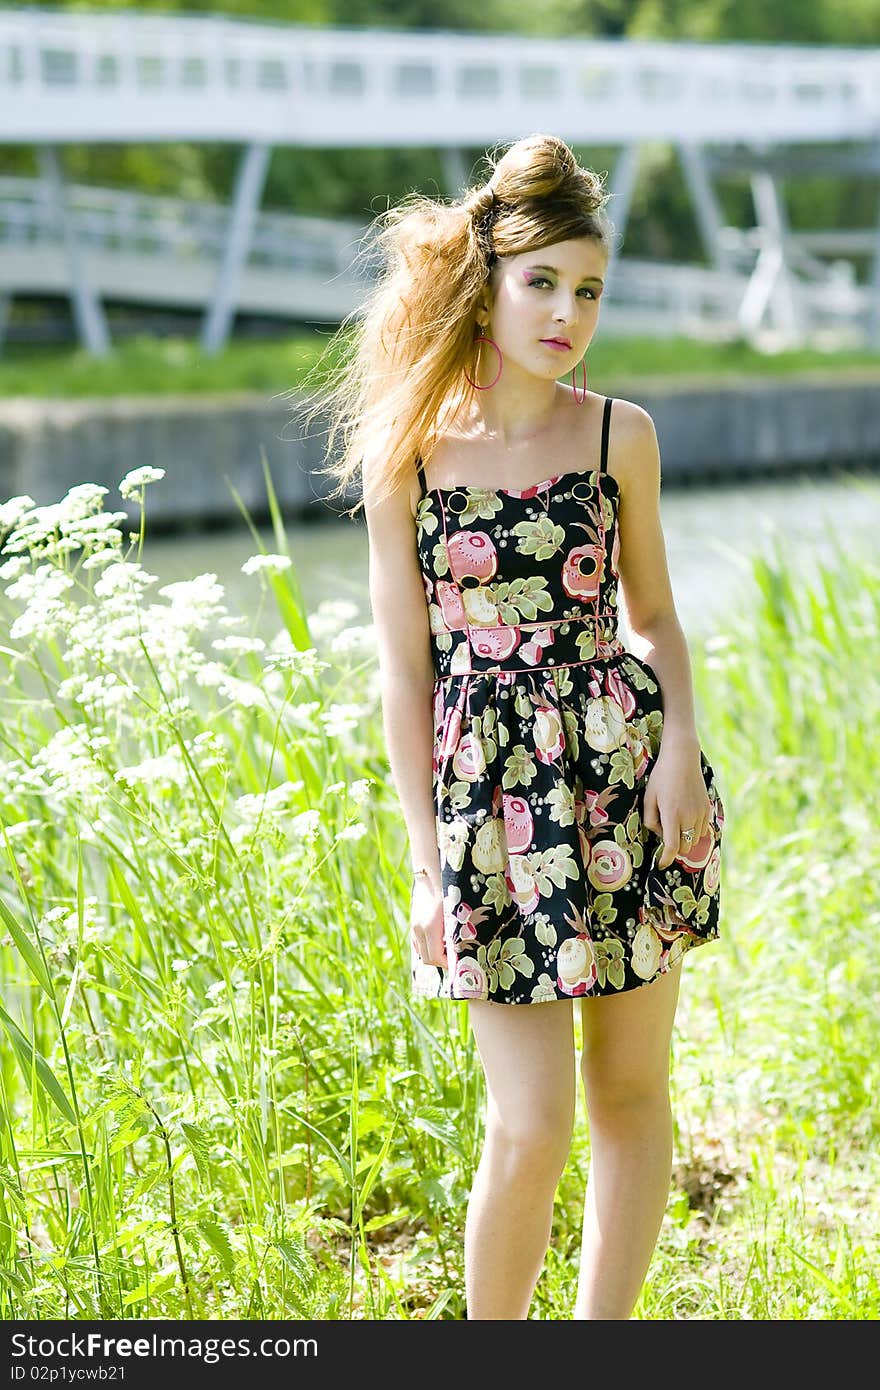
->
<box><xmin>201</xmin><ymin>141</ymin><xmax>271</xmax><ymax>356</ymax></box>
<box><xmin>745</xmin><ymin>168</ymin><xmax>804</xmax><ymax>347</ymax></box>
<box><xmin>37</xmin><ymin>145</ymin><xmax>111</xmax><ymax>357</ymax></box>
<box><xmin>677</xmin><ymin>142</ymin><xmax>733</xmax><ymax>272</ymax></box>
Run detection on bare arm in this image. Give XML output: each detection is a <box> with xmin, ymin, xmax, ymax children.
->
<box><xmin>363</xmin><ymin>463</ymin><xmax>442</xmax><ymax>883</ymax></box>
<box><xmin>613</xmin><ymin>403</ymin><xmax>700</xmax><ymax>749</ymax></box>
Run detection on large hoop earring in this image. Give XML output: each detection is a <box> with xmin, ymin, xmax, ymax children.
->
<box><xmin>571</xmin><ymin>357</ymin><xmax>587</xmax><ymax>405</ymax></box>
<box><xmin>464</xmin><ymin>331</ymin><xmax>503</xmax><ymax>390</ymax></box>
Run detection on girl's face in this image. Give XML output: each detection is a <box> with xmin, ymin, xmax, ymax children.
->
<box><xmin>481</xmin><ymin>237</ymin><xmax>607</xmax><ymax>382</ymax></box>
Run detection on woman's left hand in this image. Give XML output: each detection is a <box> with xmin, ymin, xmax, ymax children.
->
<box><xmin>642</xmin><ymin>738</ymin><xmax>713</xmax><ymax>870</ymax></box>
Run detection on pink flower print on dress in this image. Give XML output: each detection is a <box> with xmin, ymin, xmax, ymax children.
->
<box><xmin>604</xmin><ymin>665</ymin><xmax>637</xmax><ymax>719</ymax></box>
<box><xmin>519</xmin><ymin>625</ymin><xmax>555</xmax><ymax>665</ymax></box>
<box><xmin>675</xmin><ymin>826</ymin><xmax>714</xmax><ymax>872</ymax></box>
<box><xmin>587</xmin><ymin>839</ymin><xmax>634</xmax><ymax>892</ymax></box>
<box><xmin>505</xmin><ymin>477</ymin><xmax>559</xmax><ymax>499</ymax></box>
<box><xmin>462</xmin><ymin>585</ymin><xmax>500</xmax><ymax>628</ymax></box>
<box><xmin>435</xmin><ymin>580</ymin><xmax>468</xmax><ymax>631</ymax></box>
<box><xmin>447</xmin><ymin>531</ymin><xmax>498</xmax><ymax>583</ymax></box>
<box><xmin>436</xmin><ymin>704</ymin><xmax>462</xmax><ymax>767</ymax></box>
<box><xmin>631</xmin><ymin>921</ymin><xmax>663</xmax><ymax>980</ymax></box>
<box><xmin>561</xmin><ymin>543</ymin><xmax>604</xmax><ymax>601</ymax></box>
<box><xmin>533</xmin><ymin>704</ymin><xmax>565</xmax><ymax>764</ymax></box>
<box><xmin>660</xmin><ymin>933</ymin><xmax>689</xmax><ymax>971</ymax></box>
<box><xmin>507</xmin><ymin>851</ymin><xmax>541</xmax><ymax>915</ymax></box>
<box><xmin>452</xmin><ymin>956</ymin><xmax>488</xmax><ymax>999</ymax></box>
<box><xmin>454</xmin><ymin>900</ymin><xmax>480</xmax><ymax>945</ymax></box>
<box><xmin>703</xmin><ymin>845</ymin><xmax>721</xmax><ymax>895</ymax></box>
<box><xmin>579</xmin><ymin>789</ymin><xmax>610</xmax><ymax>829</ymax></box>
<box><xmin>557</xmin><ymin>935</ymin><xmax>598</xmax><ymax>996</ymax></box>
<box><xmin>469</xmin><ymin>625</ymin><xmax>520</xmax><ymax>660</ymax></box>
<box><xmin>503</xmin><ymin>794</ymin><xmax>534</xmax><ymax>854</ymax></box>
<box><xmin>583</xmin><ymin>695</ymin><xmax>628</xmax><ymax>752</ymax></box>
<box><xmin>452</xmin><ymin>732</ymin><xmax>486</xmax><ymax>782</ymax></box>
<box><xmin>626</xmin><ymin>723</ymin><xmax>652</xmax><ymax>780</ymax></box>
<box><xmin>449</xmin><ymin>641</ymin><xmax>475</xmax><ymax>676</ymax></box>
<box><xmin>471</xmin><ymin>817</ymin><xmax>507</xmax><ymax>877</ymax></box>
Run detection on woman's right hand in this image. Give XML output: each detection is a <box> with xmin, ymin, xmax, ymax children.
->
<box><xmin>410</xmin><ymin>874</ymin><xmax>447</xmax><ymax>968</ymax></box>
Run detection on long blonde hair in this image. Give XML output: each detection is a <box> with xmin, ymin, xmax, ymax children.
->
<box><xmin>293</xmin><ymin>133</ymin><xmax>615</xmax><ymax>517</ymax></box>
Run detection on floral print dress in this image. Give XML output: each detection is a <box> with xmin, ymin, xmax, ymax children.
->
<box><xmin>411</xmin><ymin>396</ymin><xmax>724</xmax><ymax>1005</ymax></box>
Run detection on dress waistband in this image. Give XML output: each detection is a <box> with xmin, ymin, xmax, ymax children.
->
<box><xmin>430</xmin><ymin>611</ymin><xmax>625</xmax><ymax>679</ymax></box>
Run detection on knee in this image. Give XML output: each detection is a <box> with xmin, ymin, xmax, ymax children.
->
<box><xmin>485</xmin><ymin>1100</ymin><xmax>574</xmax><ymax>1183</ymax></box>
<box><xmin>579</xmin><ymin>1054</ymin><xmax>671</xmax><ymax>1127</ymax></box>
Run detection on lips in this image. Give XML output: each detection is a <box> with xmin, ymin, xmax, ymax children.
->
<box><xmin>541</xmin><ymin>338</ymin><xmax>572</xmax><ymax>349</ymax></box>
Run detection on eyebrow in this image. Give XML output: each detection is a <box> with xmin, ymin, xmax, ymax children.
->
<box><xmin>525</xmin><ymin>264</ymin><xmax>604</xmax><ymax>284</ymax></box>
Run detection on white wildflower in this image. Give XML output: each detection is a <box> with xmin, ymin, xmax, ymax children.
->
<box><xmin>291</xmin><ymin>809</ymin><xmax>321</xmax><ymax>841</ymax></box>
<box><xmin>337</xmin><ymin>823</ymin><xmax>368</xmax><ymax>841</ymax></box>
<box><xmin>233</xmin><ymin>780</ymin><xmax>302</xmax><ymax>824</ymax></box>
<box><xmin>211</xmin><ymin>635</ymin><xmax>266</xmax><ymax>653</ymax></box>
<box><xmin>284</xmin><ymin>700</ymin><xmax>322</xmax><ymax>730</ymax></box>
<box><xmin>118</xmin><ymin>467</ymin><xmax>166</xmax><ymax>499</ymax></box>
<box><xmin>63</xmin><ymin>484</ymin><xmax>110</xmax><ymax>515</ymax></box>
<box><xmin>241</xmin><ymin>553</ymin><xmax>292</xmax><ymax>576</ymax></box>
<box><xmin>0</xmin><ymin>496</ymin><xmax>36</xmax><ymax>530</ymax></box>
<box><xmin>349</xmin><ymin>778</ymin><xmax>374</xmax><ymax>805</ymax></box>
<box><xmin>158</xmin><ymin>573</ymin><xmax>226</xmax><ymax>618</ymax></box>
<box><xmin>32</xmin><ymin>725</ymin><xmax>107</xmax><ymax>798</ymax></box>
<box><xmin>114</xmin><ymin>750</ymin><xmax>189</xmax><ymax>789</ymax></box>
<box><xmin>216</xmin><ymin>672</ymin><xmax>271</xmax><ymax>710</ymax></box>
<box><xmin>319</xmin><ymin>703</ymin><xmax>367</xmax><ymax>738</ymax></box>
<box><xmin>264</xmin><ymin>646</ymin><xmax>326</xmax><ymax>678</ymax></box>
<box><xmin>330</xmin><ymin>624</ymin><xmax>377</xmax><ymax>656</ymax></box>
<box><xmin>81</xmin><ymin>550</ymin><xmax>128</xmax><ymax>570</ymax></box>
<box><xmin>56</xmin><ymin>673</ymin><xmax>128</xmax><ymax>712</ymax></box>
<box><xmin>307</xmin><ymin>599</ymin><xmax>359</xmax><ymax>641</ymax></box>
<box><xmin>41</xmin><ymin>537</ymin><xmax>83</xmax><ymax>558</ymax></box>
<box><xmin>5</xmin><ymin>564</ymin><xmax>74</xmax><ymax>604</ymax></box>
<box><xmin>0</xmin><ymin>556</ymin><xmax>30</xmax><ymax>579</ymax></box>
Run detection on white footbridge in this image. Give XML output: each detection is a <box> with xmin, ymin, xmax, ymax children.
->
<box><xmin>2</xmin><ymin>7</ymin><xmax>879</xmax><ymax>355</ymax></box>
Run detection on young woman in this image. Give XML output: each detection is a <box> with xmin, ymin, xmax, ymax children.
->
<box><xmin>314</xmin><ymin>132</ymin><xmax>724</xmax><ymax>1320</ymax></box>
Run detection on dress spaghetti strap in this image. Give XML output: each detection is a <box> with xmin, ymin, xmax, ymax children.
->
<box><xmin>599</xmin><ymin>396</ymin><xmax>613</xmax><ymax>474</ymax></box>
<box><xmin>415</xmin><ymin>454</ymin><xmax>428</xmax><ymax>499</ymax></box>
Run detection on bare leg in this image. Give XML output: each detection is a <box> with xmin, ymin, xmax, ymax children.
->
<box><xmin>574</xmin><ymin>961</ymin><xmax>682</xmax><ymax>1320</ymax></box>
<box><xmin>464</xmin><ymin>997</ymin><xmax>577</xmax><ymax>1319</ymax></box>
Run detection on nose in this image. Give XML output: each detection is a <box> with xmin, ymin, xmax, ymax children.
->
<box><xmin>552</xmin><ymin>297</ymin><xmax>577</xmax><ymax>325</ymax></box>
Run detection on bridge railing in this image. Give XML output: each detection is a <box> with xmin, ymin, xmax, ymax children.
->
<box><xmin>2</xmin><ymin>10</ymin><xmax>879</xmax><ymax>143</ymax></box>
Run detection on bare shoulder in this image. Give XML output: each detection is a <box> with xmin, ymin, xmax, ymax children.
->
<box><xmin>362</xmin><ymin>450</ymin><xmax>421</xmax><ymax>530</ymax></box>
<box><xmin>604</xmin><ymin>395</ymin><xmax>660</xmax><ymax>499</ymax></box>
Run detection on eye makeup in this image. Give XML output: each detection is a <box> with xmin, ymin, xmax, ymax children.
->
<box><xmin>522</xmin><ymin>266</ymin><xmax>604</xmax><ymax>288</ymax></box>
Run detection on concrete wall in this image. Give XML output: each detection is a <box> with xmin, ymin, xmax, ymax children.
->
<box><xmin>1</xmin><ymin>372</ymin><xmax>878</xmax><ymax>529</ymax></box>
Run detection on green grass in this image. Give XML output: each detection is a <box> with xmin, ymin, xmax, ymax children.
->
<box><xmin>1</xmin><ymin>329</ymin><xmax>878</xmax><ymax>399</ymax></box>
<box><xmin>0</xmin><ymin>462</ymin><xmax>877</xmax><ymax>1319</ymax></box>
